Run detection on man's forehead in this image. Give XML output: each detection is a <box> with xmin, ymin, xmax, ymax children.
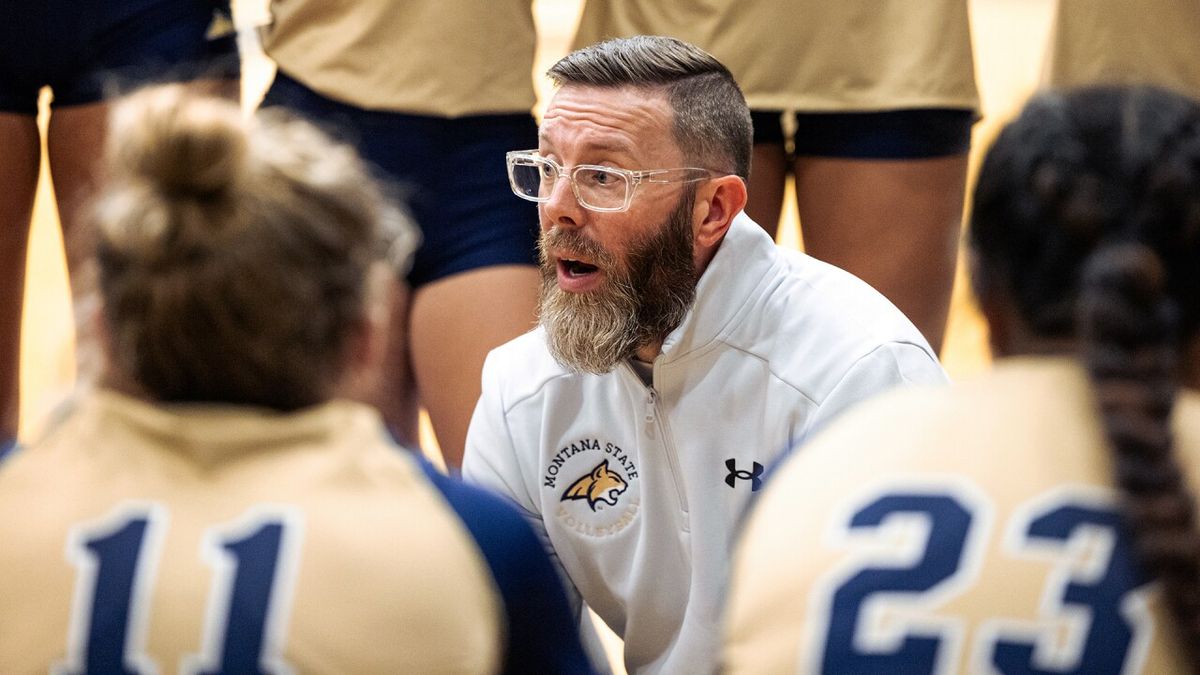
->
<box><xmin>539</xmin><ymin>84</ymin><xmax>677</xmax><ymax>157</ymax></box>
<box><xmin>537</xmin><ymin>128</ymin><xmax>635</xmax><ymax>155</ymax></box>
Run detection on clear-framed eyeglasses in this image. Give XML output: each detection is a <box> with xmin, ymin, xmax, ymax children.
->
<box><xmin>506</xmin><ymin>150</ymin><xmax>721</xmax><ymax>213</ymax></box>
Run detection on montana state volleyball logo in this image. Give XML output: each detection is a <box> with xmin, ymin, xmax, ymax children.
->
<box><xmin>562</xmin><ymin>460</ymin><xmax>628</xmax><ymax>510</ymax></box>
<box><xmin>546</xmin><ymin>438</ymin><xmax>640</xmax><ymax>537</ymax></box>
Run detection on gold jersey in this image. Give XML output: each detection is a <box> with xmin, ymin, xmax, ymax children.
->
<box><xmin>0</xmin><ymin>391</ymin><xmax>503</xmax><ymax>673</ymax></box>
<box><xmin>1043</xmin><ymin>0</ymin><xmax>1200</xmax><ymax>100</ymax></box>
<box><xmin>262</xmin><ymin>0</ymin><xmax>537</xmax><ymax>117</ymax></box>
<box><xmin>571</xmin><ymin>0</ymin><xmax>979</xmax><ymax>112</ymax></box>
<box><xmin>725</xmin><ymin>358</ymin><xmax>1199</xmax><ymax>674</ymax></box>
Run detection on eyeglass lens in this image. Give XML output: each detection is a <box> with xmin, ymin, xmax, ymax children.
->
<box><xmin>510</xmin><ymin>159</ymin><xmax>629</xmax><ymax>210</ymax></box>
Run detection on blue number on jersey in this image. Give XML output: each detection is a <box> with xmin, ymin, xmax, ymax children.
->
<box><xmin>61</xmin><ymin>509</ymin><xmax>163</xmax><ymax>675</ymax></box>
<box><xmin>191</xmin><ymin>519</ymin><xmax>296</xmax><ymax>675</ymax></box>
<box><xmin>823</xmin><ymin>493</ymin><xmax>973</xmax><ymax>674</ymax></box>
<box><xmin>61</xmin><ymin>505</ymin><xmax>299</xmax><ymax>674</ymax></box>
<box><xmin>820</xmin><ymin>489</ymin><xmax>1152</xmax><ymax>675</ymax></box>
<box><xmin>991</xmin><ymin>503</ymin><xmax>1148</xmax><ymax>674</ymax></box>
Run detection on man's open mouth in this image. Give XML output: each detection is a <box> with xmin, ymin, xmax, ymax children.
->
<box><xmin>560</xmin><ymin>258</ymin><xmax>600</xmax><ymax>277</ymax></box>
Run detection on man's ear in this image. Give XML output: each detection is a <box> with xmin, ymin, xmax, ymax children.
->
<box><xmin>693</xmin><ymin>175</ymin><xmax>748</xmax><ymax>249</ymax></box>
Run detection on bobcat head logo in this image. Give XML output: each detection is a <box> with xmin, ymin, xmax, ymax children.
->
<box><xmin>562</xmin><ymin>460</ymin><xmax>628</xmax><ymax>511</ymax></box>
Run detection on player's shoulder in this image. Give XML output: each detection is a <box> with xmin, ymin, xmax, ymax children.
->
<box><xmin>419</xmin><ymin>459</ymin><xmax>571</xmax><ymax>598</ymax></box>
<box><xmin>418</xmin><ymin>459</ymin><xmax>596</xmax><ymax>674</ymax></box>
<box><xmin>781</xmin><ymin>380</ymin><xmax>961</xmax><ymax>480</ymax></box>
<box><xmin>774</xmin><ymin>358</ymin><xmax>1098</xmax><ymax>500</ymax></box>
<box><xmin>418</xmin><ymin>459</ymin><xmax>544</xmax><ymax>566</ymax></box>
<box><xmin>0</xmin><ymin>396</ymin><xmax>93</xmax><ymax>497</ymax></box>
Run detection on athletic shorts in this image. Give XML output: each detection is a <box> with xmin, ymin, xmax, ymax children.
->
<box><xmin>261</xmin><ymin>69</ymin><xmax>540</xmax><ymax>288</ymax></box>
<box><xmin>750</xmin><ymin>108</ymin><xmax>975</xmax><ymax>159</ymax></box>
<box><xmin>0</xmin><ymin>0</ymin><xmax>237</xmax><ymax>114</ymax></box>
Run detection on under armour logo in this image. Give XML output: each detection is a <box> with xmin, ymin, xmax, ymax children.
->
<box><xmin>725</xmin><ymin>459</ymin><xmax>764</xmax><ymax>491</ymax></box>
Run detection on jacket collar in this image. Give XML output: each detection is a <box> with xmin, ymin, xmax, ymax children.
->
<box><xmin>658</xmin><ymin>212</ymin><xmax>778</xmax><ymax>362</ymax></box>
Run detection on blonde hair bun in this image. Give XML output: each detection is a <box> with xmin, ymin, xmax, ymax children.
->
<box><xmin>109</xmin><ymin>83</ymin><xmax>248</xmax><ymax>199</ymax></box>
<box><xmin>93</xmin><ymin>83</ymin><xmax>419</xmax><ymax>410</ymax></box>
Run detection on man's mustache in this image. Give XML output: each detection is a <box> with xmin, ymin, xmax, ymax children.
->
<box><xmin>539</xmin><ymin>228</ymin><xmax>614</xmax><ymax>268</ymax></box>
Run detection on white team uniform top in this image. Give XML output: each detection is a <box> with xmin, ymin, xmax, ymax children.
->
<box><xmin>1043</xmin><ymin>0</ymin><xmax>1200</xmax><ymax>100</ymax></box>
<box><xmin>464</xmin><ymin>212</ymin><xmax>946</xmax><ymax>674</ymax></box>
<box><xmin>571</xmin><ymin>0</ymin><xmax>979</xmax><ymax>112</ymax></box>
<box><xmin>725</xmin><ymin>358</ymin><xmax>1199</xmax><ymax>674</ymax></box>
<box><xmin>0</xmin><ymin>391</ymin><xmax>505</xmax><ymax>673</ymax></box>
<box><xmin>262</xmin><ymin>0</ymin><xmax>537</xmax><ymax>116</ymax></box>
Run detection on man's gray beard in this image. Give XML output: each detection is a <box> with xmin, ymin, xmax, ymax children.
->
<box><xmin>538</xmin><ymin>192</ymin><xmax>697</xmax><ymax>374</ymax></box>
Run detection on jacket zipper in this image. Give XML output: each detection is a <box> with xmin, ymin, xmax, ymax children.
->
<box><xmin>632</xmin><ymin>365</ymin><xmax>690</xmax><ymax>526</ymax></box>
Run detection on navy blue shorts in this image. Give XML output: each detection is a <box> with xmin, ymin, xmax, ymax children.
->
<box><xmin>0</xmin><ymin>0</ymin><xmax>237</xmax><ymax>114</ymax></box>
<box><xmin>261</xmin><ymin>70</ymin><xmax>540</xmax><ymax>288</ymax></box>
<box><xmin>751</xmin><ymin>108</ymin><xmax>975</xmax><ymax>159</ymax></box>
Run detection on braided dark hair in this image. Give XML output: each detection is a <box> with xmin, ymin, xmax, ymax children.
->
<box><xmin>971</xmin><ymin>86</ymin><xmax>1200</xmax><ymax>662</ymax></box>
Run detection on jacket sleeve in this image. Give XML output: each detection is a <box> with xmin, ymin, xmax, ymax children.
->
<box><xmin>806</xmin><ymin>341</ymin><xmax>948</xmax><ymax>439</ymax></box>
<box><xmin>462</xmin><ymin>353</ymin><xmax>586</xmax><ymax>616</ymax></box>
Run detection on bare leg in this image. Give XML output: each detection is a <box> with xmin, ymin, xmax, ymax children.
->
<box><xmin>0</xmin><ymin>113</ymin><xmax>41</xmax><ymax>440</ymax></box>
<box><xmin>744</xmin><ymin>142</ymin><xmax>788</xmax><ymax>241</ymax></box>
<box><xmin>46</xmin><ymin>102</ymin><xmax>109</xmax><ymax>387</ymax></box>
<box><xmin>793</xmin><ymin>154</ymin><xmax>969</xmax><ymax>354</ymax></box>
<box><xmin>408</xmin><ymin>264</ymin><xmax>539</xmax><ymax>470</ymax></box>
<box><xmin>372</xmin><ymin>277</ymin><xmax>421</xmax><ymax>447</ymax></box>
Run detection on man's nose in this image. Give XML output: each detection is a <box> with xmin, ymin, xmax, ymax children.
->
<box><xmin>541</xmin><ymin>171</ymin><xmax>585</xmax><ymax>230</ymax></box>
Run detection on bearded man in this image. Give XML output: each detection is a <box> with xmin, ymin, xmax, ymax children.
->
<box><xmin>462</xmin><ymin>36</ymin><xmax>947</xmax><ymax>674</ymax></box>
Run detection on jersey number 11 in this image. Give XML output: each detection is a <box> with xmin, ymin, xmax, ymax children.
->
<box><xmin>55</xmin><ymin>503</ymin><xmax>301</xmax><ymax>675</ymax></box>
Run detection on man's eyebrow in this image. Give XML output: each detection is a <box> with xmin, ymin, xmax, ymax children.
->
<box><xmin>587</xmin><ymin>140</ymin><xmax>634</xmax><ymax>154</ymax></box>
<box><xmin>536</xmin><ymin>132</ymin><xmax>633</xmax><ymax>156</ymax></box>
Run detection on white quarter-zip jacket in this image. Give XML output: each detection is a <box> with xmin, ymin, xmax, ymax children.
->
<box><xmin>463</xmin><ymin>212</ymin><xmax>948</xmax><ymax>674</ymax></box>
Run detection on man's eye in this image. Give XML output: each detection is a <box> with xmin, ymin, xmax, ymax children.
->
<box><xmin>581</xmin><ymin>169</ymin><xmax>616</xmax><ymax>187</ymax></box>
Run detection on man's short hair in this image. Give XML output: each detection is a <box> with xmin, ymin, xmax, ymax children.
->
<box><xmin>549</xmin><ymin>35</ymin><xmax>752</xmax><ymax>180</ymax></box>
